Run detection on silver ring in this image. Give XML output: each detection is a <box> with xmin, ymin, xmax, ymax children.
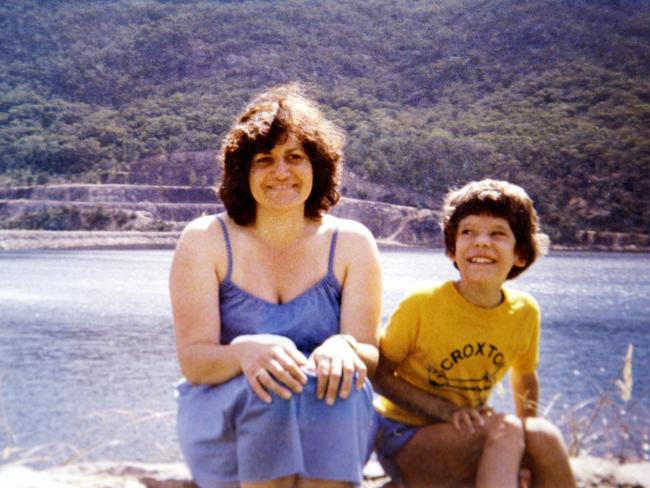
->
<box><xmin>253</xmin><ymin>368</ymin><xmax>265</xmax><ymax>379</ymax></box>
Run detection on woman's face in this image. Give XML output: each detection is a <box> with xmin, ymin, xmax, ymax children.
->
<box><xmin>248</xmin><ymin>132</ymin><xmax>313</xmax><ymax>212</ymax></box>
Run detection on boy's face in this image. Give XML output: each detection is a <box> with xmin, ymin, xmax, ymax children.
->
<box><xmin>449</xmin><ymin>214</ymin><xmax>526</xmax><ymax>288</ymax></box>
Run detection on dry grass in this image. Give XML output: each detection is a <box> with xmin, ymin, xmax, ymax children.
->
<box><xmin>0</xmin><ymin>405</ymin><xmax>176</xmax><ymax>469</ymax></box>
<box><xmin>556</xmin><ymin>344</ymin><xmax>649</xmax><ymax>462</ymax></box>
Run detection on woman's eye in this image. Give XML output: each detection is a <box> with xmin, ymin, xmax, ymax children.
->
<box><xmin>288</xmin><ymin>153</ymin><xmax>305</xmax><ymax>162</ymax></box>
<box><xmin>253</xmin><ymin>156</ymin><xmax>273</xmax><ymax>166</ymax></box>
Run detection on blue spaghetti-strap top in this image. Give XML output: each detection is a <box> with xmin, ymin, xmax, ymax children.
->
<box><xmin>216</xmin><ymin>216</ymin><xmax>342</xmax><ymax>354</ymax></box>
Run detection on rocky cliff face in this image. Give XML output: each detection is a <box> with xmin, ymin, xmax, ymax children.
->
<box><xmin>0</xmin><ymin>183</ymin><xmax>442</xmax><ymax>248</ymax></box>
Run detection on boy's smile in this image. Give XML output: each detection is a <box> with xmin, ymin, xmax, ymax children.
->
<box><xmin>450</xmin><ymin>214</ymin><xmax>526</xmax><ymax>306</ymax></box>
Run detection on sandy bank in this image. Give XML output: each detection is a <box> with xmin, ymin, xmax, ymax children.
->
<box><xmin>0</xmin><ymin>457</ymin><xmax>648</xmax><ymax>488</ymax></box>
<box><xmin>0</xmin><ymin>230</ymin><xmax>180</xmax><ymax>250</ymax></box>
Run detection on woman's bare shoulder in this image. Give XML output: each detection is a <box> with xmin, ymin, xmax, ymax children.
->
<box><xmin>323</xmin><ymin>215</ymin><xmax>377</xmax><ymax>251</ymax></box>
<box><xmin>325</xmin><ymin>215</ymin><xmax>374</xmax><ymax>237</ymax></box>
<box><xmin>177</xmin><ymin>213</ymin><xmax>226</xmax><ymax>254</ymax></box>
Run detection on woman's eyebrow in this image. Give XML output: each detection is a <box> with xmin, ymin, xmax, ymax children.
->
<box><xmin>285</xmin><ymin>145</ymin><xmax>304</xmax><ymax>152</ymax></box>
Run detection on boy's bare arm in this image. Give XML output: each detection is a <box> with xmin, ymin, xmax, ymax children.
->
<box><xmin>372</xmin><ymin>354</ymin><xmax>458</xmax><ymax>422</ymax></box>
<box><xmin>511</xmin><ymin>370</ymin><xmax>539</xmax><ymax>417</ymax></box>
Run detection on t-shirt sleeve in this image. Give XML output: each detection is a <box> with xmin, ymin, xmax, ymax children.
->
<box><xmin>512</xmin><ymin>296</ymin><xmax>540</xmax><ymax>373</ymax></box>
<box><xmin>380</xmin><ymin>292</ymin><xmax>420</xmax><ymax>364</ymax></box>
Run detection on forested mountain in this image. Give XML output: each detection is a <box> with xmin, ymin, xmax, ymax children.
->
<box><xmin>1</xmin><ymin>0</ymin><xmax>649</xmax><ymax>243</ymax></box>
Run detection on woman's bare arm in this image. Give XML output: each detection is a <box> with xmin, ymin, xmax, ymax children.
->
<box><xmin>311</xmin><ymin>219</ymin><xmax>383</xmax><ymax>404</ymax></box>
<box><xmin>170</xmin><ymin>217</ymin><xmax>241</xmax><ymax>385</ymax></box>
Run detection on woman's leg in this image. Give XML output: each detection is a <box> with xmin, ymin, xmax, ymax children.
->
<box><xmin>241</xmin><ymin>475</ymin><xmax>297</xmax><ymax>488</ymax></box>
<box><xmin>242</xmin><ymin>475</ymin><xmax>354</xmax><ymax>487</ymax></box>
<box><xmin>297</xmin><ymin>478</ymin><xmax>352</xmax><ymax>487</ymax></box>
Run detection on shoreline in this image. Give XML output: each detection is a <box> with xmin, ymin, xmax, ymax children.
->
<box><xmin>0</xmin><ymin>230</ymin><xmax>180</xmax><ymax>251</ymax></box>
<box><xmin>2</xmin><ymin>229</ymin><xmax>650</xmax><ymax>253</ymax></box>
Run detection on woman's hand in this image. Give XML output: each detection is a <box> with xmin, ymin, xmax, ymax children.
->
<box><xmin>233</xmin><ymin>340</ymin><xmax>308</xmax><ymax>404</ymax></box>
<box><xmin>449</xmin><ymin>405</ymin><xmax>494</xmax><ymax>436</ymax></box>
<box><xmin>308</xmin><ymin>334</ymin><xmax>367</xmax><ymax>406</ymax></box>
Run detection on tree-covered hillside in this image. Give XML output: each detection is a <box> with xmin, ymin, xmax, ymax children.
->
<box><xmin>1</xmin><ymin>0</ymin><xmax>649</xmax><ymax>243</ymax></box>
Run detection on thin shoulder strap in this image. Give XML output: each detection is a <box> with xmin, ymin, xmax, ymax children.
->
<box><xmin>216</xmin><ymin>215</ymin><xmax>233</xmax><ymax>281</ymax></box>
<box><xmin>327</xmin><ymin>227</ymin><xmax>340</xmax><ymax>276</ymax></box>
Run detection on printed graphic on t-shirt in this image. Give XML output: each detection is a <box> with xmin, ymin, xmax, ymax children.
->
<box><xmin>427</xmin><ymin>341</ymin><xmax>506</xmax><ymax>404</ymax></box>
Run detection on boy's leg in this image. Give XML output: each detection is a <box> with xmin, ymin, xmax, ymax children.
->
<box><xmin>391</xmin><ymin>422</ymin><xmax>483</xmax><ymax>487</ymax></box>
<box><xmin>475</xmin><ymin>414</ymin><xmax>526</xmax><ymax>488</ymax></box>
<box><xmin>390</xmin><ymin>414</ymin><xmax>526</xmax><ymax>488</ymax></box>
<box><xmin>524</xmin><ymin>418</ymin><xmax>575</xmax><ymax>488</ymax></box>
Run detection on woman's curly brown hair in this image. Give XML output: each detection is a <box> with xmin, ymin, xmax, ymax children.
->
<box><xmin>441</xmin><ymin>179</ymin><xmax>549</xmax><ymax>279</ymax></box>
<box><xmin>218</xmin><ymin>84</ymin><xmax>345</xmax><ymax>225</ymax></box>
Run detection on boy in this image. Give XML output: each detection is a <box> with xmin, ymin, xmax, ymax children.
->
<box><xmin>373</xmin><ymin>180</ymin><xmax>575</xmax><ymax>487</ymax></box>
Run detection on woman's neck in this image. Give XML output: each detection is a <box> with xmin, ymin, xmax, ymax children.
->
<box><xmin>454</xmin><ymin>280</ymin><xmax>504</xmax><ymax>309</ymax></box>
<box><xmin>251</xmin><ymin>206</ymin><xmax>315</xmax><ymax>248</ymax></box>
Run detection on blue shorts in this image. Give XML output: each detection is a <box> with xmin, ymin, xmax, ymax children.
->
<box><xmin>374</xmin><ymin>414</ymin><xmax>420</xmax><ymax>482</ymax></box>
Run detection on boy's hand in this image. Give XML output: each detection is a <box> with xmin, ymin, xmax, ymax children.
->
<box><xmin>450</xmin><ymin>405</ymin><xmax>494</xmax><ymax>436</ymax></box>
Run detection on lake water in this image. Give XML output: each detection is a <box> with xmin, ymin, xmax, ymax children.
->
<box><xmin>0</xmin><ymin>248</ymin><xmax>649</xmax><ymax>467</ymax></box>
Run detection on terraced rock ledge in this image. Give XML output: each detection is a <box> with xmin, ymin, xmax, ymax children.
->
<box><xmin>0</xmin><ymin>184</ymin><xmax>443</xmax><ymax>250</ymax></box>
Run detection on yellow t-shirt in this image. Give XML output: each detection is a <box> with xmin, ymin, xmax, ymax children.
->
<box><xmin>375</xmin><ymin>281</ymin><xmax>540</xmax><ymax>426</ymax></box>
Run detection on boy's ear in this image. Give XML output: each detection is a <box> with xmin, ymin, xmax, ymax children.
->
<box><xmin>514</xmin><ymin>252</ymin><xmax>527</xmax><ymax>268</ymax></box>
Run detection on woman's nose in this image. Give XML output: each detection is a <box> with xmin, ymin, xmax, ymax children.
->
<box><xmin>273</xmin><ymin>159</ymin><xmax>290</xmax><ymax>177</ymax></box>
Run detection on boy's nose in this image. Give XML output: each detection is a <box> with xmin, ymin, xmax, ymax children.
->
<box><xmin>474</xmin><ymin>233</ymin><xmax>491</xmax><ymax>246</ymax></box>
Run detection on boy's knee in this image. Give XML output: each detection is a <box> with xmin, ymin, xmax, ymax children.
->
<box><xmin>483</xmin><ymin>413</ymin><xmax>525</xmax><ymax>455</ymax></box>
<box><xmin>524</xmin><ymin>417</ymin><xmax>568</xmax><ymax>457</ymax></box>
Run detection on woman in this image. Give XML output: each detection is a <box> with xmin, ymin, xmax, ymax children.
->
<box><xmin>170</xmin><ymin>84</ymin><xmax>382</xmax><ymax>488</ymax></box>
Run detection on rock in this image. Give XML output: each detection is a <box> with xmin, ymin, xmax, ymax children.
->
<box><xmin>571</xmin><ymin>456</ymin><xmax>650</xmax><ymax>488</ymax></box>
<box><xmin>0</xmin><ymin>183</ymin><xmax>444</xmax><ymax>249</ymax></box>
<box><xmin>0</xmin><ymin>462</ymin><xmax>195</xmax><ymax>488</ymax></box>
<box><xmin>1</xmin><ymin>457</ymin><xmax>649</xmax><ymax>488</ymax></box>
